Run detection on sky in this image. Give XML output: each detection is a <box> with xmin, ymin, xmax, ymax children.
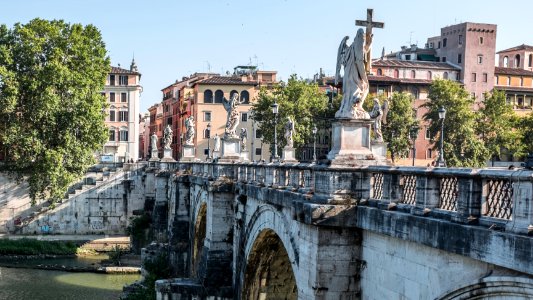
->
<box><xmin>1</xmin><ymin>0</ymin><xmax>532</xmax><ymax>112</ymax></box>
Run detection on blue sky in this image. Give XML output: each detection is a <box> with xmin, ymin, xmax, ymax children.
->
<box><xmin>2</xmin><ymin>0</ymin><xmax>532</xmax><ymax>112</ymax></box>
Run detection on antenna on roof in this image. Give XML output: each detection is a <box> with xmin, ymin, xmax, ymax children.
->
<box><xmin>409</xmin><ymin>31</ymin><xmax>414</xmax><ymax>45</ymax></box>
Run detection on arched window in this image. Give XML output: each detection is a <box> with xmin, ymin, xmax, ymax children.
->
<box><xmin>411</xmin><ymin>70</ymin><xmax>416</xmax><ymax>79</ymax></box>
<box><xmin>503</xmin><ymin>56</ymin><xmax>509</xmax><ymax>67</ymax></box>
<box><xmin>393</xmin><ymin>69</ymin><xmax>399</xmax><ymax>78</ymax></box>
<box><xmin>203</xmin><ymin>90</ymin><xmax>213</xmax><ymax>103</ymax></box>
<box><xmin>214</xmin><ymin>90</ymin><xmax>224</xmax><ymax>103</ymax></box>
<box><xmin>230</xmin><ymin>90</ymin><xmax>239</xmax><ymax>99</ymax></box>
<box><xmin>529</xmin><ymin>54</ymin><xmax>533</xmax><ymax>67</ymax></box>
<box><xmin>203</xmin><ymin>128</ymin><xmax>210</xmax><ymax>139</ymax></box>
<box><xmin>377</xmin><ymin>68</ymin><xmax>383</xmax><ymax>75</ymax></box>
<box><xmin>443</xmin><ymin>72</ymin><xmax>449</xmax><ymax>79</ymax></box>
<box><xmin>515</xmin><ymin>54</ymin><xmax>521</xmax><ymax>68</ymax></box>
<box><xmin>427</xmin><ymin>71</ymin><xmax>432</xmax><ymax>80</ymax></box>
<box><xmin>240</xmin><ymin>91</ymin><xmax>250</xmax><ymax>104</ymax></box>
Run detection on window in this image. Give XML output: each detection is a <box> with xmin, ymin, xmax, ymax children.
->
<box><xmin>109</xmin><ymin>75</ymin><xmax>115</xmax><ymax>86</ymax></box>
<box><xmin>405</xmin><ymin>54</ymin><xmax>411</xmax><ymax>60</ymax></box>
<box><xmin>119</xmin><ymin>111</ymin><xmax>128</xmax><ymax>122</ymax></box>
<box><xmin>479</xmin><ymin>37</ymin><xmax>484</xmax><ymax>45</ymax></box>
<box><xmin>529</xmin><ymin>54</ymin><xmax>533</xmax><ymax>67</ymax></box>
<box><xmin>425</xmin><ymin>127</ymin><xmax>431</xmax><ymax>139</ymax></box>
<box><xmin>240</xmin><ymin>91</ymin><xmax>250</xmax><ymax>104</ymax></box>
<box><xmin>214</xmin><ymin>90</ymin><xmax>224</xmax><ymax>103</ymax></box>
<box><xmin>458</xmin><ymin>35</ymin><xmax>463</xmax><ymax>45</ymax></box>
<box><xmin>203</xmin><ymin>129</ymin><xmax>210</xmax><ymax>139</ymax></box>
<box><xmin>109</xmin><ymin>110</ymin><xmax>115</xmax><ymax>121</ymax></box>
<box><xmin>204</xmin><ymin>111</ymin><xmax>211</xmax><ymax>122</ymax></box>
<box><xmin>503</xmin><ymin>56</ymin><xmax>509</xmax><ymax>67</ymax></box>
<box><xmin>438</xmin><ymin>41</ymin><xmax>441</xmax><ymax>48</ymax></box>
<box><xmin>203</xmin><ymin>149</ymin><xmax>209</xmax><ymax>155</ymax></box>
<box><xmin>443</xmin><ymin>72</ymin><xmax>449</xmax><ymax>80</ymax></box>
<box><xmin>377</xmin><ymin>68</ymin><xmax>383</xmax><ymax>75</ymax></box>
<box><xmin>241</xmin><ymin>113</ymin><xmax>248</xmax><ymax>122</ymax></box>
<box><xmin>458</xmin><ymin>54</ymin><xmax>462</xmax><ymax>64</ymax></box>
<box><xmin>204</xmin><ymin>90</ymin><xmax>213</xmax><ymax>103</ymax></box>
<box><xmin>471</xmin><ymin>73</ymin><xmax>477</xmax><ymax>82</ymax></box>
<box><xmin>167</xmin><ymin>117</ymin><xmax>172</xmax><ymax>126</ymax></box>
<box><xmin>515</xmin><ymin>54</ymin><xmax>521</xmax><ymax>68</ymax></box>
<box><xmin>507</xmin><ymin>76</ymin><xmax>511</xmax><ymax>85</ymax></box>
<box><xmin>477</xmin><ymin>55</ymin><xmax>483</xmax><ymax>64</ymax></box>
<box><xmin>255</xmin><ymin>129</ymin><xmax>263</xmax><ymax>139</ymax></box>
<box><xmin>427</xmin><ymin>149</ymin><xmax>433</xmax><ymax>159</ymax></box>
<box><xmin>429</xmin><ymin>42</ymin><xmax>434</xmax><ymax>49</ymax></box>
<box><xmin>471</xmin><ymin>92</ymin><xmax>476</xmax><ymax>99</ymax></box>
<box><xmin>109</xmin><ymin>130</ymin><xmax>115</xmax><ymax>141</ymax></box>
<box><xmin>121</xmin><ymin>93</ymin><xmax>127</xmax><ymax>102</ymax></box>
<box><xmin>411</xmin><ymin>70</ymin><xmax>416</xmax><ymax>79</ymax></box>
<box><xmin>255</xmin><ymin>148</ymin><xmax>262</xmax><ymax>156</ymax></box>
<box><xmin>442</xmin><ymin>38</ymin><xmax>447</xmax><ymax>47</ymax></box>
<box><xmin>521</xmin><ymin>77</ymin><xmax>524</xmax><ymax>87</ymax></box>
<box><xmin>393</xmin><ymin>69</ymin><xmax>399</xmax><ymax>78</ymax></box>
<box><xmin>483</xmin><ymin>73</ymin><xmax>488</xmax><ymax>82</ymax></box>
<box><xmin>109</xmin><ymin>92</ymin><xmax>115</xmax><ymax>102</ymax></box>
<box><xmin>411</xmin><ymin>87</ymin><xmax>419</xmax><ymax>99</ymax></box>
<box><xmin>119</xmin><ymin>130</ymin><xmax>128</xmax><ymax>142</ymax></box>
<box><xmin>442</xmin><ymin>57</ymin><xmax>447</xmax><ymax>62</ymax></box>
<box><xmin>427</xmin><ymin>71</ymin><xmax>432</xmax><ymax>80</ymax></box>
<box><xmin>119</xmin><ymin>75</ymin><xmax>128</xmax><ymax>86</ymax></box>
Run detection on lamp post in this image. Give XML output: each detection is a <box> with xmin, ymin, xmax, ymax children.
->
<box><xmin>312</xmin><ymin>125</ymin><xmax>318</xmax><ymax>163</ymax></box>
<box><xmin>271</xmin><ymin>101</ymin><xmax>279</xmax><ymax>162</ymax></box>
<box><xmin>206</xmin><ymin>123</ymin><xmax>211</xmax><ymax>160</ymax></box>
<box><xmin>409</xmin><ymin>125</ymin><xmax>419</xmax><ymax>166</ymax></box>
<box><xmin>437</xmin><ymin>107</ymin><xmax>446</xmax><ymax>167</ymax></box>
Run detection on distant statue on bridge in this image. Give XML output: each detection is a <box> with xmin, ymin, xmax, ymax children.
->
<box><xmin>284</xmin><ymin>116</ymin><xmax>295</xmax><ymax>148</ymax></box>
<box><xmin>240</xmin><ymin>128</ymin><xmax>248</xmax><ymax>151</ymax></box>
<box><xmin>335</xmin><ymin>28</ymin><xmax>371</xmax><ymax>119</ymax></box>
<box><xmin>184</xmin><ymin>116</ymin><xmax>195</xmax><ymax>146</ymax></box>
<box><xmin>163</xmin><ymin>125</ymin><xmax>173</xmax><ymax>149</ymax></box>
<box><xmin>369</xmin><ymin>98</ymin><xmax>388</xmax><ymax>143</ymax></box>
<box><xmin>151</xmin><ymin>133</ymin><xmax>158</xmax><ymax>151</ymax></box>
<box><xmin>213</xmin><ymin>133</ymin><xmax>221</xmax><ymax>152</ymax></box>
<box><xmin>223</xmin><ymin>93</ymin><xmax>243</xmax><ymax>139</ymax></box>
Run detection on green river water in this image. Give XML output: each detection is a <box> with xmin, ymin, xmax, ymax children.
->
<box><xmin>0</xmin><ymin>256</ymin><xmax>140</xmax><ymax>300</ymax></box>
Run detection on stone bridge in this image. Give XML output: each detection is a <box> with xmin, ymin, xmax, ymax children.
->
<box><xmin>145</xmin><ymin>161</ymin><xmax>533</xmax><ymax>299</ymax></box>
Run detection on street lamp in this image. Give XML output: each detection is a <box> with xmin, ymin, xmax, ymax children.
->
<box><xmin>437</xmin><ymin>107</ymin><xmax>446</xmax><ymax>167</ymax></box>
<box><xmin>409</xmin><ymin>125</ymin><xmax>419</xmax><ymax>166</ymax></box>
<box><xmin>312</xmin><ymin>125</ymin><xmax>318</xmax><ymax>163</ymax></box>
<box><xmin>271</xmin><ymin>101</ymin><xmax>279</xmax><ymax>162</ymax></box>
<box><xmin>206</xmin><ymin>123</ymin><xmax>211</xmax><ymax>160</ymax></box>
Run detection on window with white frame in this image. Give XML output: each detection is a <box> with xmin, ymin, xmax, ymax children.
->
<box><xmin>204</xmin><ymin>111</ymin><xmax>212</xmax><ymax>122</ymax></box>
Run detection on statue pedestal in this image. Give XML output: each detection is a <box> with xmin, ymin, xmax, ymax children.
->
<box><xmin>240</xmin><ymin>151</ymin><xmax>250</xmax><ymax>162</ymax></box>
<box><xmin>149</xmin><ymin>150</ymin><xmax>159</xmax><ymax>162</ymax></box>
<box><xmin>160</xmin><ymin>148</ymin><xmax>176</xmax><ymax>162</ymax></box>
<box><xmin>282</xmin><ymin>147</ymin><xmax>298</xmax><ymax>163</ymax></box>
<box><xmin>327</xmin><ymin>119</ymin><xmax>389</xmax><ymax>167</ymax></box>
<box><xmin>181</xmin><ymin>145</ymin><xmax>195</xmax><ymax>162</ymax></box>
<box><xmin>371</xmin><ymin>141</ymin><xmax>388</xmax><ymax>161</ymax></box>
<box><xmin>219</xmin><ymin>137</ymin><xmax>241</xmax><ymax>162</ymax></box>
<box><xmin>212</xmin><ymin>150</ymin><xmax>220</xmax><ymax>159</ymax></box>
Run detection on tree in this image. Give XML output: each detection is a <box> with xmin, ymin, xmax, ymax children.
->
<box><xmin>423</xmin><ymin>79</ymin><xmax>489</xmax><ymax>167</ymax></box>
<box><xmin>381</xmin><ymin>92</ymin><xmax>417</xmax><ymax>164</ymax></box>
<box><xmin>0</xmin><ymin>19</ymin><xmax>110</xmax><ymax>204</ymax></box>
<box><xmin>519</xmin><ymin>112</ymin><xmax>533</xmax><ymax>156</ymax></box>
<box><xmin>251</xmin><ymin>75</ymin><xmax>330</xmax><ymax>154</ymax></box>
<box><xmin>477</xmin><ymin>90</ymin><xmax>524</xmax><ymax>163</ymax></box>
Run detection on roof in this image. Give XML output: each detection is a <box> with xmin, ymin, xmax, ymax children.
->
<box><xmin>110</xmin><ymin>66</ymin><xmax>140</xmax><ymax>75</ymax></box>
<box><xmin>368</xmin><ymin>75</ymin><xmax>433</xmax><ymax>85</ymax></box>
<box><xmin>495</xmin><ymin>67</ymin><xmax>533</xmax><ymax>76</ymax></box>
<box><xmin>373</xmin><ymin>59</ymin><xmax>460</xmax><ymax>70</ymax></box>
<box><xmin>497</xmin><ymin>44</ymin><xmax>533</xmax><ymax>54</ymax></box>
<box><xmin>196</xmin><ymin>76</ymin><xmax>258</xmax><ymax>86</ymax></box>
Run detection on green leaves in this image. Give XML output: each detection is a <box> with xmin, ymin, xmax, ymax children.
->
<box><xmin>382</xmin><ymin>92</ymin><xmax>417</xmax><ymax>163</ymax></box>
<box><xmin>0</xmin><ymin>19</ymin><xmax>109</xmax><ymax>204</ymax></box>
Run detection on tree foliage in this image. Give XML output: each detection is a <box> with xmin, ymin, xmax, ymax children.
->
<box><xmin>519</xmin><ymin>112</ymin><xmax>533</xmax><ymax>156</ymax></box>
<box><xmin>423</xmin><ymin>79</ymin><xmax>489</xmax><ymax>167</ymax></box>
<box><xmin>0</xmin><ymin>19</ymin><xmax>110</xmax><ymax>203</ymax></box>
<box><xmin>477</xmin><ymin>90</ymin><xmax>524</xmax><ymax>161</ymax></box>
<box><xmin>381</xmin><ymin>92</ymin><xmax>417</xmax><ymax>163</ymax></box>
<box><xmin>251</xmin><ymin>75</ymin><xmax>331</xmax><ymax>154</ymax></box>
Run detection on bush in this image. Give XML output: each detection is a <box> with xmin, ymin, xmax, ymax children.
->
<box><xmin>0</xmin><ymin>238</ymin><xmax>78</xmax><ymax>255</ymax></box>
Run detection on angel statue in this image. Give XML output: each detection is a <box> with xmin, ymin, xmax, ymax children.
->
<box><xmin>335</xmin><ymin>28</ymin><xmax>372</xmax><ymax>119</ymax></box>
<box><xmin>284</xmin><ymin>116</ymin><xmax>295</xmax><ymax>148</ymax></box>
<box><xmin>213</xmin><ymin>134</ymin><xmax>221</xmax><ymax>152</ymax></box>
<box><xmin>369</xmin><ymin>98</ymin><xmax>389</xmax><ymax>143</ymax></box>
<box><xmin>223</xmin><ymin>93</ymin><xmax>244</xmax><ymax>139</ymax></box>
<box><xmin>184</xmin><ymin>116</ymin><xmax>195</xmax><ymax>146</ymax></box>
<box><xmin>150</xmin><ymin>133</ymin><xmax>158</xmax><ymax>151</ymax></box>
<box><xmin>240</xmin><ymin>128</ymin><xmax>248</xmax><ymax>151</ymax></box>
<box><xmin>163</xmin><ymin>125</ymin><xmax>173</xmax><ymax>149</ymax></box>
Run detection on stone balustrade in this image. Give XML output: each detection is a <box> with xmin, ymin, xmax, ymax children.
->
<box><xmin>160</xmin><ymin>161</ymin><xmax>533</xmax><ymax>236</ymax></box>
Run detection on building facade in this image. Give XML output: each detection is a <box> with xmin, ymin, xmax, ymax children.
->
<box><xmin>103</xmin><ymin>60</ymin><xmax>142</xmax><ymax>162</ymax></box>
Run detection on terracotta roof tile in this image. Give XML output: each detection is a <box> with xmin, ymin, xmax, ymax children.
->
<box><xmin>497</xmin><ymin>44</ymin><xmax>533</xmax><ymax>54</ymax></box>
<box><xmin>110</xmin><ymin>66</ymin><xmax>140</xmax><ymax>75</ymax></box>
<box><xmin>495</xmin><ymin>67</ymin><xmax>533</xmax><ymax>76</ymax></box>
<box><xmin>373</xmin><ymin>59</ymin><xmax>460</xmax><ymax>70</ymax></box>
<box><xmin>197</xmin><ymin>76</ymin><xmax>258</xmax><ymax>86</ymax></box>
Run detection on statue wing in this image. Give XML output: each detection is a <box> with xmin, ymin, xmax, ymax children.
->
<box><xmin>382</xmin><ymin>99</ymin><xmax>389</xmax><ymax>125</ymax></box>
<box><xmin>335</xmin><ymin>36</ymin><xmax>349</xmax><ymax>85</ymax></box>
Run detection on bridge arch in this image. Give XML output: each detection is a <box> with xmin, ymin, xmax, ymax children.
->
<box><xmin>437</xmin><ymin>276</ymin><xmax>533</xmax><ymax>300</ymax></box>
<box><xmin>190</xmin><ymin>187</ymin><xmax>208</xmax><ymax>276</ymax></box>
<box><xmin>238</xmin><ymin>205</ymin><xmax>299</xmax><ymax>299</ymax></box>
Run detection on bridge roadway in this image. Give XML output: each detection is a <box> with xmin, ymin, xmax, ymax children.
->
<box><xmin>145</xmin><ymin>161</ymin><xmax>533</xmax><ymax>299</ymax></box>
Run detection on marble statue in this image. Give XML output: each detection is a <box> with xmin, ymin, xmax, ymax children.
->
<box><xmin>284</xmin><ymin>117</ymin><xmax>295</xmax><ymax>148</ymax></box>
<box><xmin>163</xmin><ymin>125</ymin><xmax>173</xmax><ymax>149</ymax></box>
<box><xmin>335</xmin><ymin>28</ymin><xmax>372</xmax><ymax>119</ymax></box>
<box><xmin>151</xmin><ymin>133</ymin><xmax>158</xmax><ymax>151</ymax></box>
<box><xmin>240</xmin><ymin>128</ymin><xmax>248</xmax><ymax>151</ymax></box>
<box><xmin>369</xmin><ymin>98</ymin><xmax>389</xmax><ymax>143</ymax></box>
<box><xmin>213</xmin><ymin>134</ymin><xmax>221</xmax><ymax>152</ymax></box>
<box><xmin>222</xmin><ymin>93</ymin><xmax>243</xmax><ymax>139</ymax></box>
<box><xmin>184</xmin><ymin>116</ymin><xmax>195</xmax><ymax>146</ymax></box>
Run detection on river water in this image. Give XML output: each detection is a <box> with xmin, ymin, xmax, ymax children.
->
<box><xmin>0</xmin><ymin>256</ymin><xmax>140</xmax><ymax>300</ymax></box>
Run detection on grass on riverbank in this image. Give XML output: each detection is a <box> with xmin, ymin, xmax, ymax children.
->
<box><xmin>0</xmin><ymin>238</ymin><xmax>78</xmax><ymax>255</ymax></box>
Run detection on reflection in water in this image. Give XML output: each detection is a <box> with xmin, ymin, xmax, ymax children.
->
<box><xmin>0</xmin><ymin>267</ymin><xmax>139</xmax><ymax>300</ymax></box>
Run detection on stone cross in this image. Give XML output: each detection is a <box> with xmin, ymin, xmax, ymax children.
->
<box><xmin>355</xmin><ymin>9</ymin><xmax>384</xmax><ymax>73</ymax></box>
